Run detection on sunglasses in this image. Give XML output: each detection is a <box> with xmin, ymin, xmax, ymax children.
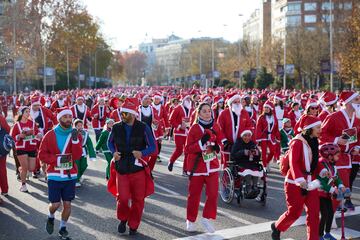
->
<box><xmin>121</xmin><ymin>112</ymin><xmax>129</xmax><ymax>118</ymax></box>
<box><xmin>310</xmin><ymin>107</ymin><xmax>318</xmax><ymax>110</ymax></box>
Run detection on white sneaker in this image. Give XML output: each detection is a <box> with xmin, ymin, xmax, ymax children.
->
<box><xmin>186</xmin><ymin>220</ymin><xmax>196</xmax><ymax>232</ymax></box>
<box><xmin>331</xmin><ymin>218</ymin><xmax>338</xmax><ymax>229</ymax></box>
<box><xmin>19</xmin><ymin>184</ymin><xmax>28</xmax><ymax>192</ymax></box>
<box><xmin>201</xmin><ymin>217</ymin><xmax>215</xmax><ymax>233</ymax></box>
<box><xmin>75</xmin><ymin>182</ymin><xmax>81</xmax><ymax>188</ymax></box>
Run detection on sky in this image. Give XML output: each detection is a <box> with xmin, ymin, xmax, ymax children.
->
<box><xmin>82</xmin><ymin>0</ymin><xmax>261</xmax><ymax>51</ymax></box>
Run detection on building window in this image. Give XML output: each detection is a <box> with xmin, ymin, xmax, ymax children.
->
<box><xmin>322</xmin><ymin>14</ymin><xmax>334</xmax><ymax>22</ymax></box>
<box><xmin>322</xmin><ymin>2</ymin><xmax>334</xmax><ymax>10</ymax></box>
<box><xmin>305</xmin><ymin>26</ymin><xmax>316</xmax><ymax>31</ymax></box>
<box><xmin>286</xmin><ymin>15</ymin><xmax>301</xmax><ymax>26</ymax></box>
<box><xmin>344</xmin><ymin>2</ymin><xmax>352</xmax><ymax>10</ymax></box>
<box><xmin>287</xmin><ymin>3</ymin><xmax>301</xmax><ymax>14</ymax></box>
<box><xmin>304</xmin><ymin>2</ymin><xmax>317</xmax><ymax>11</ymax></box>
<box><xmin>304</xmin><ymin>15</ymin><xmax>317</xmax><ymax>23</ymax></box>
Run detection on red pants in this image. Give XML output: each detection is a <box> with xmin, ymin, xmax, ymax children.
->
<box><xmin>275</xmin><ymin>183</ymin><xmax>319</xmax><ymax>240</ymax></box>
<box><xmin>116</xmin><ymin>170</ymin><xmax>146</xmax><ymax>230</ymax></box>
<box><xmin>260</xmin><ymin>141</ymin><xmax>276</xmax><ymax>167</ymax></box>
<box><xmin>187</xmin><ymin>172</ymin><xmax>219</xmax><ymax>222</ymax></box>
<box><xmin>170</xmin><ymin>135</ymin><xmax>187</xmax><ymax>171</ymax></box>
<box><xmin>337</xmin><ymin>168</ymin><xmax>350</xmax><ymax>188</ymax></box>
<box><xmin>148</xmin><ymin>140</ymin><xmax>161</xmax><ymax>171</ymax></box>
<box><xmin>0</xmin><ymin>156</ymin><xmax>8</xmax><ymax>194</ymax></box>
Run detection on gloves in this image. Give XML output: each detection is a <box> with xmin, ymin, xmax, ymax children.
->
<box><xmin>211</xmin><ymin>144</ymin><xmax>220</xmax><ymax>152</ymax></box>
<box><xmin>71</xmin><ymin>129</ymin><xmax>79</xmax><ymax>141</ymax></box>
<box><xmin>168</xmin><ymin>162</ymin><xmax>174</xmax><ymax>172</ymax></box>
<box><xmin>201</xmin><ymin>133</ymin><xmax>210</xmax><ymax>145</ymax></box>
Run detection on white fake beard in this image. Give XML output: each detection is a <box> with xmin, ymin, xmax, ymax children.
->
<box><xmin>352</xmin><ymin>103</ymin><xmax>360</xmax><ymax>119</ymax></box>
<box><xmin>231</xmin><ymin>104</ymin><xmax>241</xmax><ymax>115</ymax></box>
<box><xmin>183</xmin><ymin>100</ymin><xmax>191</xmax><ymax>109</ymax></box>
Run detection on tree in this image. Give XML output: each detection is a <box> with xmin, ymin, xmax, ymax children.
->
<box><xmin>255</xmin><ymin>67</ymin><xmax>274</xmax><ymax>89</ymax></box>
<box><xmin>123</xmin><ymin>51</ymin><xmax>147</xmax><ymax>86</ymax></box>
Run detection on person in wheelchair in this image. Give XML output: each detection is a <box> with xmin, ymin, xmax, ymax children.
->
<box><xmin>230</xmin><ymin>129</ymin><xmax>262</xmax><ymax>199</ymax></box>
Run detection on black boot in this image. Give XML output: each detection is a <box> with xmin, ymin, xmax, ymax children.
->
<box><xmin>271</xmin><ymin>222</ymin><xmax>280</xmax><ymax>240</ymax></box>
<box><xmin>168</xmin><ymin>162</ymin><xmax>174</xmax><ymax>172</ymax></box>
<box><xmin>45</xmin><ymin>217</ymin><xmax>54</xmax><ymax>235</ymax></box>
<box><xmin>118</xmin><ymin>221</ymin><xmax>127</xmax><ymax>234</ymax></box>
<box><xmin>129</xmin><ymin>228</ymin><xmax>137</xmax><ymax>235</ymax></box>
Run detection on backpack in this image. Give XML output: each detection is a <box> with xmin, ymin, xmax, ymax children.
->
<box><xmin>0</xmin><ymin>127</ymin><xmax>15</xmax><ymax>157</ymax></box>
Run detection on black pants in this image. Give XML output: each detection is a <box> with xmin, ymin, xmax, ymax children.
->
<box><xmin>157</xmin><ymin>140</ymin><xmax>162</xmax><ymax>154</ymax></box>
<box><xmin>319</xmin><ymin>197</ymin><xmax>334</xmax><ymax>236</ymax></box>
<box><xmin>350</xmin><ymin>164</ymin><xmax>359</xmax><ymax>191</ymax></box>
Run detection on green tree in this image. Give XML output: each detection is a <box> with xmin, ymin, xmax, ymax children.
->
<box><xmin>255</xmin><ymin>67</ymin><xmax>274</xmax><ymax>89</ymax></box>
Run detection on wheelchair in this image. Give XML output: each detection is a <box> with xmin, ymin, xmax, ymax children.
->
<box><xmin>219</xmin><ymin>160</ymin><xmax>267</xmax><ymax>206</ymax></box>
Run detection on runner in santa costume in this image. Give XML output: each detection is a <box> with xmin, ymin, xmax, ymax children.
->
<box><xmin>110</xmin><ymin>96</ymin><xmax>126</xmax><ymax>123</ymax></box>
<box><xmin>0</xmin><ymin>91</ymin><xmax>8</xmax><ymax>118</ymax></box>
<box><xmin>255</xmin><ymin>100</ymin><xmax>280</xmax><ymax>170</ymax></box>
<box><xmin>242</xmin><ymin>95</ymin><xmax>257</xmax><ymax>129</ymax></box>
<box><xmin>151</xmin><ymin>93</ymin><xmax>170</xmax><ymax>163</ymax></box>
<box><xmin>107</xmin><ymin>97</ymin><xmax>156</xmax><ymax>235</ymax></box>
<box><xmin>212</xmin><ymin>96</ymin><xmax>224</xmax><ymax>122</ymax></box>
<box><xmin>318</xmin><ymin>92</ymin><xmax>338</xmax><ymax>122</ymax></box>
<box><xmin>39</xmin><ymin>108</ymin><xmax>83</xmax><ymax>240</ymax></box>
<box><xmin>320</xmin><ymin>91</ymin><xmax>360</xmax><ymax>210</ymax></box>
<box><xmin>91</xmin><ymin>96</ymin><xmax>110</xmax><ymax>142</ymax></box>
<box><xmin>30</xmin><ymin>95</ymin><xmax>58</xmax><ymax>178</ymax></box>
<box><xmin>287</xmin><ymin>102</ymin><xmax>302</xmax><ymax>129</ymax></box>
<box><xmin>70</xmin><ymin>94</ymin><xmax>91</xmax><ymax>129</ymax></box>
<box><xmin>274</xmin><ymin>94</ymin><xmax>287</xmax><ymax>129</ymax></box>
<box><xmin>184</xmin><ymin>102</ymin><xmax>224</xmax><ymax>233</ymax></box>
<box><xmin>168</xmin><ymin>94</ymin><xmax>194</xmax><ymax>174</ymax></box>
<box><xmin>271</xmin><ymin>115</ymin><xmax>322</xmax><ymax>240</ymax></box>
<box><xmin>11</xmin><ymin>106</ymin><xmax>42</xmax><ymax>192</ymax></box>
<box><xmin>294</xmin><ymin>99</ymin><xmax>319</xmax><ymax>135</ymax></box>
<box><xmin>217</xmin><ymin>92</ymin><xmax>253</xmax><ymax>168</ymax></box>
<box><xmin>0</xmin><ymin>113</ymin><xmax>11</xmax><ymax>198</ymax></box>
<box><xmin>51</xmin><ymin>92</ymin><xmax>69</xmax><ymax>112</ymax></box>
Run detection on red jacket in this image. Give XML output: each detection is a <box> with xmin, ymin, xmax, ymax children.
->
<box><xmin>255</xmin><ymin>114</ymin><xmax>280</xmax><ymax>144</ymax></box>
<box><xmin>51</xmin><ymin>99</ymin><xmax>69</xmax><ymax>112</ymax></box>
<box><xmin>217</xmin><ymin>108</ymin><xmax>253</xmax><ymax>147</ymax></box>
<box><xmin>184</xmin><ymin>123</ymin><xmax>224</xmax><ymax>175</ymax></box>
<box><xmin>318</xmin><ymin>110</ymin><xmax>330</xmax><ymax>123</ymax></box>
<box><xmin>110</xmin><ymin>108</ymin><xmax>122</xmax><ymax>123</ymax></box>
<box><xmin>169</xmin><ymin>105</ymin><xmax>194</xmax><ymax>137</ymax></box>
<box><xmin>70</xmin><ymin>104</ymin><xmax>91</xmax><ymax>129</ymax></box>
<box><xmin>320</xmin><ymin>110</ymin><xmax>360</xmax><ymax>167</ymax></box>
<box><xmin>11</xmin><ymin>120</ymin><xmax>39</xmax><ymax>151</ymax></box>
<box><xmin>151</xmin><ymin>103</ymin><xmax>170</xmax><ymax>140</ymax></box>
<box><xmin>31</xmin><ymin>107</ymin><xmax>58</xmax><ymax>134</ymax></box>
<box><xmin>38</xmin><ymin>129</ymin><xmax>83</xmax><ymax>179</ymax></box>
<box><xmin>91</xmin><ymin>103</ymin><xmax>110</xmax><ymax>129</ymax></box>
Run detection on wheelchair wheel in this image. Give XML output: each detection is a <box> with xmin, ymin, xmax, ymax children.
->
<box><xmin>219</xmin><ymin>168</ymin><xmax>234</xmax><ymax>204</ymax></box>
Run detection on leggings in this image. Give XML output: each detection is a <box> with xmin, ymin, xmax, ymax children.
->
<box><xmin>350</xmin><ymin>164</ymin><xmax>359</xmax><ymax>191</ymax></box>
<box><xmin>319</xmin><ymin>197</ymin><xmax>334</xmax><ymax>236</ymax></box>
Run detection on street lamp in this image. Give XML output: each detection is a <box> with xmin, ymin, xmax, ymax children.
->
<box><xmin>238</xmin><ymin>14</ymin><xmax>243</xmax><ymax>89</ymax></box>
<box><xmin>329</xmin><ymin>0</ymin><xmax>334</xmax><ymax>92</ymax></box>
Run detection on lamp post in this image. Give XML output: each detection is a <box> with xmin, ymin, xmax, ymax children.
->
<box><xmin>329</xmin><ymin>0</ymin><xmax>334</xmax><ymax>92</ymax></box>
<box><xmin>238</xmin><ymin>14</ymin><xmax>243</xmax><ymax>89</ymax></box>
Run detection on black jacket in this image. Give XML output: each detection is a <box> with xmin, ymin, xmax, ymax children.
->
<box><xmin>230</xmin><ymin>138</ymin><xmax>261</xmax><ymax>169</ymax></box>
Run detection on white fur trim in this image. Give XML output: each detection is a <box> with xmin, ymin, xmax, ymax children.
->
<box><xmin>303</xmin><ymin>121</ymin><xmax>321</xmax><ymax>130</ymax></box>
<box><xmin>227</xmin><ymin>94</ymin><xmax>241</xmax><ymax>106</ymax></box>
<box><xmin>241</xmin><ymin>130</ymin><xmax>253</xmax><ymax>137</ymax></box>
<box><xmin>72</xmin><ymin>139</ymin><xmax>79</xmax><ymax>144</ymax></box>
<box><xmin>120</xmin><ymin>107</ymin><xmax>138</xmax><ymax>116</ymax></box>
<box><xmin>263</xmin><ymin>104</ymin><xmax>273</xmax><ymax>110</ymax></box>
<box><xmin>238</xmin><ymin>169</ymin><xmax>264</xmax><ymax>178</ymax></box>
<box><xmin>344</xmin><ymin>92</ymin><xmax>359</xmax><ymax>104</ymax></box>
<box><xmin>294</xmin><ymin>177</ymin><xmax>306</xmax><ymax>184</ymax></box>
<box><xmin>31</xmin><ymin>101</ymin><xmax>41</xmax><ymax>106</ymax></box>
<box><xmin>198</xmin><ymin>140</ymin><xmax>207</xmax><ymax>151</ymax></box>
<box><xmin>324</xmin><ymin>97</ymin><xmax>338</xmax><ymax>106</ymax></box>
<box><xmin>57</xmin><ymin>109</ymin><xmax>73</xmax><ymax>121</ymax></box>
<box><xmin>329</xmin><ymin>187</ymin><xmax>335</xmax><ymax>194</ymax></box>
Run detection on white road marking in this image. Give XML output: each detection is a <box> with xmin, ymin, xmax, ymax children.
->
<box><xmin>199</xmin><ymin>202</ymin><xmax>253</xmax><ymax>225</ymax></box>
<box><xmin>155</xmin><ymin>183</ymin><xmax>181</xmax><ymax>196</ymax></box>
<box><xmin>174</xmin><ymin>207</ymin><xmax>360</xmax><ymax>240</ymax></box>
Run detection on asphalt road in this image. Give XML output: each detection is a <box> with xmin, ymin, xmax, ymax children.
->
<box><xmin>0</xmin><ymin>128</ymin><xmax>359</xmax><ymax>240</ymax></box>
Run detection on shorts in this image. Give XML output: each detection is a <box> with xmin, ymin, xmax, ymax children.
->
<box><xmin>48</xmin><ymin>179</ymin><xmax>76</xmax><ymax>203</ymax></box>
<box><xmin>16</xmin><ymin>150</ymin><xmax>37</xmax><ymax>158</ymax></box>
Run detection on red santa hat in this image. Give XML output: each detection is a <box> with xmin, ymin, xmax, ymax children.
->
<box><xmin>181</xmin><ymin>94</ymin><xmax>191</xmax><ymax>101</ymax></box>
<box><xmin>30</xmin><ymin>95</ymin><xmax>41</xmax><ymax>105</ymax></box>
<box><xmin>274</xmin><ymin>94</ymin><xmax>284</xmax><ymax>101</ymax></box>
<box><xmin>201</xmin><ymin>94</ymin><xmax>212</xmax><ymax>103</ymax></box>
<box><xmin>240</xmin><ymin>129</ymin><xmax>253</xmax><ymax>137</ymax></box>
<box><xmin>153</xmin><ymin>92</ymin><xmax>162</xmax><ymax>100</ymax></box>
<box><xmin>76</xmin><ymin>93</ymin><xmax>84</xmax><ymax>100</ymax></box>
<box><xmin>57</xmin><ymin>107</ymin><xmax>73</xmax><ymax>121</ymax></box>
<box><xmin>320</xmin><ymin>92</ymin><xmax>338</xmax><ymax>106</ymax></box>
<box><xmin>263</xmin><ymin>100</ymin><xmax>274</xmax><ymax>110</ymax></box>
<box><xmin>339</xmin><ymin>91</ymin><xmax>359</xmax><ymax>105</ymax></box>
<box><xmin>298</xmin><ymin>115</ymin><xmax>321</xmax><ymax>132</ymax></box>
<box><xmin>213</xmin><ymin>96</ymin><xmax>224</xmax><ymax>105</ymax></box>
<box><xmin>120</xmin><ymin>98</ymin><xmax>139</xmax><ymax>116</ymax></box>
<box><xmin>226</xmin><ymin>92</ymin><xmax>241</xmax><ymax>106</ymax></box>
<box><xmin>305</xmin><ymin>99</ymin><xmax>319</xmax><ymax>110</ymax></box>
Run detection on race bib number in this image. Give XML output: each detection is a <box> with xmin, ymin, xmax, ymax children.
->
<box><xmin>23</xmin><ymin>135</ymin><xmax>35</xmax><ymax>141</ymax></box>
<box><xmin>342</xmin><ymin>128</ymin><xmax>357</xmax><ymax>145</ymax></box>
<box><xmin>55</xmin><ymin>154</ymin><xmax>73</xmax><ymax>170</ymax></box>
<box><xmin>202</xmin><ymin>151</ymin><xmax>217</xmax><ymax>163</ymax></box>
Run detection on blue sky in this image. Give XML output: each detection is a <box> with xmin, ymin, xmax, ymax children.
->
<box><xmin>83</xmin><ymin>0</ymin><xmax>260</xmax><ymax>50</ymax></box>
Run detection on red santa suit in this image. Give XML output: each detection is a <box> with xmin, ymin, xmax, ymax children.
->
<box><xmin>318</xmin><ymin>92</ymin><xmax>338</xmax><ymax>122</ymax></box>
<box><xmin>0</xmin><ymin>114</ymin><xmax>11</xmax><ymax>194</ymax></box>
<box><xmin>70</xmin><ymin>104</ymin><xmax>91</xmax><ymax>129</ymax></box>
<box><xmin>110</xmin><ymin>108</ymin><xmax>122</xmax><ymax>123</ymax></box>
<box><xmin>217</xmin><ymin>106</ymin><xmax>253</xmax><ymax>167</ymax></box>
<box><xmin>91</xmin><ymin>103</ymin><xmax>110</xmax><ymax>130</ymax></box>
<box><xmin>274</xmin><ymin>116</ymin><xmax>322</xmax><ymax>240</ymax></box>
<box><xmin>255</xmin><ymin>111</ymin><xmax>280</xmax><ymax>167</ymax></box>
<box><xmin>184</xmin><ymin>122</ymin><xmax>223</xmax><ymax>223</ymax></box>
<box><xmin>11</xmin><ymin>119</ymin><xmax>39</xmax><ymax>153</ymax></box>
<box><xmin>168</xmin><ymin>99</ymin><xmax>194</xmax><ymax>171</ymax></box>
<box><xmin>0</xmin><ymin>95</ymin><xmax>8</xmax><ymax>118</ymax></box>
<box><xmin>51</xmin><ymin>98</ymin><xmax>69</xmax><ymax>112</ymax></box>
<box><xmin>287</xmin><ymin>108</ymin><xmax>302</xmax><ymax>129</ymax></box>
<box><xmin>320</xmin><ymin>109</ymin><xmax>360</xmax><ymax>187</ymax></box>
